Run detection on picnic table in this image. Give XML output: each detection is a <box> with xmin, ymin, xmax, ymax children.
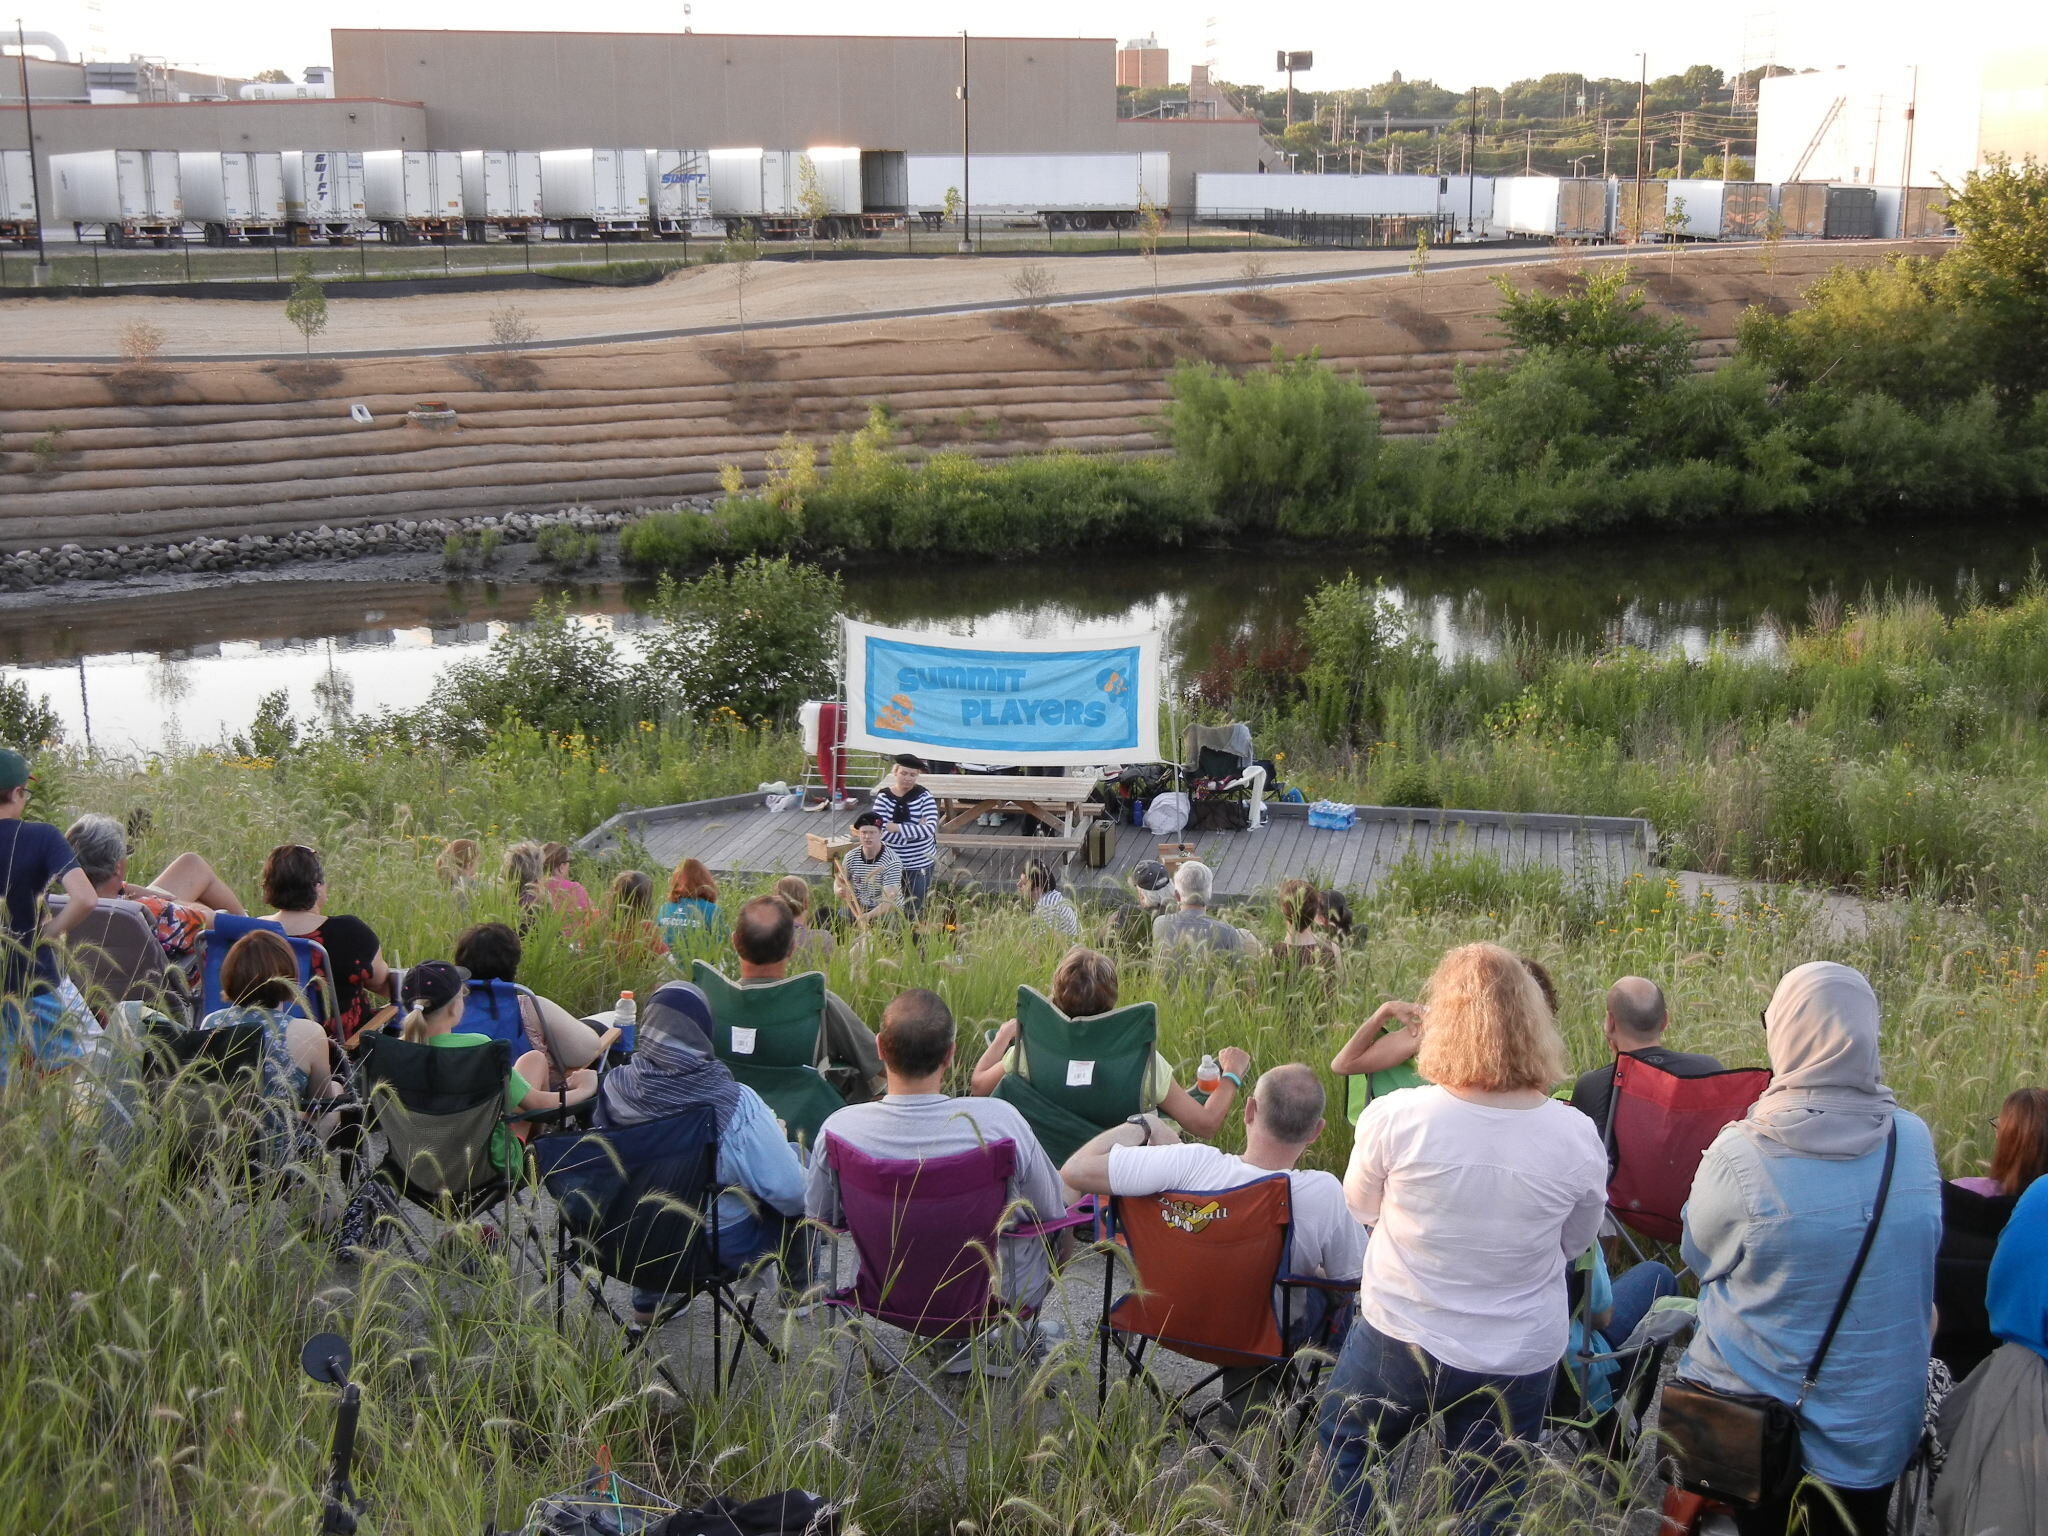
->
<box><xmin>899</xmin><ymin>772</ymin><xmax>1102</xmax><ymax>856</ymax></box>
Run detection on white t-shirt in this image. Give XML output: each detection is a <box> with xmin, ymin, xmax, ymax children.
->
<box><xmin>1345</xmin><ymin>1085</ymin><xmax>1607</xmax><ymax>1376</ymax></box>
<box><xmin>1107</xmin><ymin>1141</ymin><xmax>1368</xmax><ymax>1282</ymax></box>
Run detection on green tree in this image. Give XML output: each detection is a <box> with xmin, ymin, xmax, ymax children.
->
<box><xmin>283</xmin><ymin>257</ymin><xmax>328</xmax><ymax>354</ymax></box>
<box><xmin>720</xmin><ymin>231</ymin><xmax>760</xmax><ymax>348</ymax></box>
<box><xmin>637</xmin><ymin>556</ymin><xmax>842</xmax><ymax>724</ymax></box>
<box><xmin>1136</xmin><ymin>195</ymin><xmax>1167</xmax><ymax>294</ymax></box>
<box><xmin>423</xmin><ymin>598</ymin><xmax>629</xmax><ymax>749</ymax></box>
<box><xmin>1489</xmin><ymin>264</ymin><xmax>1696</xmax><ymax>395</ymax></box>
<box><xmin>1936</xmin><ymin>155</ymin><xmax>2048</xmax><ymax>402</ymax></box>
<box><xmin>795</xmin><ymin>153</ymin><xmax>830</xmax><ymax>256</ymax></box>
<box><xmin>1694</xmin><ymin>154</ymin><xmax>1754</xmax><ymax>180</ymax></box>
<box><xmin>0</xmin><ymin>676</ymin><xmax>60</xmax><ymax>749</ymax></box>
<box><xmin>252</xmin><ymin>68</ymin><xmax>292</xmax><ymax>84</ymax></box>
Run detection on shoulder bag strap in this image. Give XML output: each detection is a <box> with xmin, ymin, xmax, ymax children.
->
<box><xmin>1795</xmin><ymin>1119</ymin><xmax>1900</xmax><ymax>1408</ymax></box>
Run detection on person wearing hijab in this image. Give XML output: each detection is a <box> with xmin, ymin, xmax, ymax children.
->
<box><xmin>1933</xmin><ymin>1176</ymin><xmax>2048</xmax><ymax>1536</ymax></box>
<box><xmin>593</xmin><ymin>980</ymin><xmax>809</xmax><ymax>1324</ymax></box>
<box><xmin>1675</xmin><ymin>962</ymin><xmax>1943</xmax><ymax>1536</ymax></box>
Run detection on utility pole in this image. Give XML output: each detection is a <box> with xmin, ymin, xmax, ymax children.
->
<box><xmin>1601</xmin><ymin>118</ymin><xmax>1612</xmax><ymax>177</ymax></box>
<box><xmin>1676</xmin><ymin>110</ymin><xmax>1690</xmax><ymax>178</ymax></box>
<box><xmin>1525</xmin><ymin>127</ymin><xmax>1533</xmax><ymax>175</ymax></box>
<box><xmin>957</xmin><ymin>31</ymin><xmax>972</xmax><ymax>252</ymax></box>
<box><xmin>1631</xmin><ymin>52</ymin><xmax>1648</xmax><ymax>243</ymax></box>
<box><xmin>14</xmin><ymin>19</ymin><xmax>49</xmax><ymax>272</ymax></box>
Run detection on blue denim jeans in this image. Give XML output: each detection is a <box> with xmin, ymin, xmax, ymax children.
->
<box><xmin>1317</xmin><ymin>1316</ymin><xmax>1553</xmax><ymax>1534</ymax></box>
<box><xmin>0</xmin><ymin>993</ymin><xmax>80</xmax><ymax>1090</ymax></box>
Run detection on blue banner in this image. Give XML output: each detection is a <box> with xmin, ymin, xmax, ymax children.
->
<box><xmin>843</xmin><ymin>621</ymin><xmax>1160</xmax><ymax>763</ymax></box>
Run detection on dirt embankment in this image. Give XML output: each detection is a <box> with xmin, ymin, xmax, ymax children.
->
<box><xmin>0</xmin><ymin>243</ymin><xmax>1926</xmax><ymax>552</ymax></box>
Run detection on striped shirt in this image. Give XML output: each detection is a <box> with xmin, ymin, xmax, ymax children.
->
<box><xmin>842</xmin><ymin>846</ymin><xmax>904</xmax><ymax>913</ymax></box>
<box><xmin>1033</xmin><ymin>889</ymin><xmax>1080</xmax><ymax>938</ymax></box>
<box><xmin>872</xmin><ymin>784</ymin><xmax>939</xmax><ymax>870</ymax></box>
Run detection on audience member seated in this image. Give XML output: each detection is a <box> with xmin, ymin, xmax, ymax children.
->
<box><xmin>1319</xmin><ymin>942</ymin><xmax>1608</xmax><ymax>1536</ymax></box>
<box><xmin>1318</xmin><ymin>889</ymin><xmax>1359</xmax><ymax>945</ymax></box>
<box><xmin>834</xmin><ymin>813</ymin><xmax>904</xmax><ymax>929</ymax></box>
<box><xmin>607</xmin><ymin>870</ymin><xmax>670</xmax><ymax>961</ymax></box>
<box><xmin>657</xmin><ymin>858</ymin><xmax>725</xmax><ymax>950</ymax></box>
<box><xmin>503</xmin><ymin>842</ymin><xmax>544</xmax><ymax>929</ymax></box>
<box><xmin>1567</xmin><ymin>1245</ymin><xmax>1679</xmax><ymax>1414</ymax></box>
<box><xmin>260</xmin><ymin>843</ymin><xmax>391</xmax><ymax>1043</ymax></box>
<box><xmin>1151</xmin><ymin>862</ymin><xmax>1253</xmax><ymax>962</ymax></box>
<box><xmin>773</xmin><ymin>876</ymin><xmax>835</xmax><ymax>965</ymax></box>
<box><xmin>539</xmin><ymin>842</ymin><xmax>593</xmax><ymax>916</ymax></box>
<box><xmin>1675</xmin><ymin>962</ymin><xmax>1941</xmax><ymax>1536</ymax></box>
<box><xmin>593</xmin><ymin>980</ymin><xmax>808</xmax><ymax>1324</ymax></box>
<box><xmin>397</xmin><ymin>960</ymin><xmax>596</xmax><ymax>1164</ymax></box>
<box><xmin>1568</xmin><ymin>976</ymin><xmax>1725</xmax><ymax>1134</ymax></box>
<box><xmin>1271</xmin><ymin>879</ymin><xmax>1339</xmax><ymax>970</ymax></box>
<box><xmin>1020</xmin><ymin>859</ymin><xmax>1078</xmax><ymax>939</ymax></box>
<box><xmin>728</xmin><ymin>895</ymin><xmax>883</xmax><ymax>1102</ymax></box>
<box><xmin>1931</xmin><ymin>1174</ymin><xmax>2048</xmax><ymax>1536</ymax></box>
<box><xmin>1063</xmin><ymin>1062</ymin><xmax>1366</xmax><ymax>1421</ymax></box>
<box><xmin>1333</xmin><ymin>954</ymin><xmax>1556</xmax><ymax>1111</ymax></box>
<box><xmin>436</xmin><ymin>838</ymin><xmax>480</xmax><ymax>894</ymax></box>
<box><xmin>805</xmin><ymin>988</ymin><xmax>1068</xmax><ymax>1311</ymax></box>
<box><xmin>1128</xmin><ymin>860</ymin><xmax>1174</xmax><ymax>914</ymax></box>
<box><xmin>64</xmin><ymin>812</ymin><xmax>246</xmax><ymax>976</ymax></box>
<box><xmin>201</xmin><ymin>928</ymin><xmax>340</xmax><ymax>1139</ymax></box>
<box><xmin>1936</xmin><ymin>1086</ymin><xmax>2047</xmax><ymax>1378</ymax></box>
<box><xmin>0</xmin><ymin>750</ymin><xmax>96</xmax><ymax>1088</ymax></box>
<box><xmin>451</xmin><ymin>921</ymin><xmax>608</xmax><ymax>1083</ymax></box>
<box><xmin>968</xmin><ymin>945</ymin><xmax>1248</xmax><ymax>1141</ymax></box>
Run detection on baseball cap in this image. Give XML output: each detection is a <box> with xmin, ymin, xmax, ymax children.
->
<box><xmin>1130</xmin><ymin>860</ymin><xmax>1171</xmax><ymax>893</ymax></box>
<box><xmin>0</xmin><ymin>748</ymin><xmax>34</xmax><ymax>792</ymax></box>
<box><xmin>401</xmin><ymin>960</ymin><xmax>471</xmax><ymax>1012</ymax></box>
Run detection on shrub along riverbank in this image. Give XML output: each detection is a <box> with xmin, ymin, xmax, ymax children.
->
<box><xmin>621</xmin><ymin>160</ymin><xmax>2048</xmax><ymax>574</ymax></box>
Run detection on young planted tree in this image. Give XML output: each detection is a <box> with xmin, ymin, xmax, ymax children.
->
<box><xmin>1009</xmin><ymin>262</ymin><xmax>1056</xmax><ymax>309</ymax></box>
<box><xmin>1759</xmin><ymin>208</ymin><xmax>1786</xmax><ymax>276</ymax></box>
<box><xmin>1238</xmin><ymin>251</ymin><xmax>1271</xmax><ymax>288</ymax></box>
<box><xmin>721</xmin><ymin>232</ymin><xmax>761</xmax><ymax>348</ymax></box>
<box><xmin>1136</xmin><ymin>195</ymin><xmax>1167</xmax><ymax>296</ymax></box>
<box><xmin>1409</xmin><ymin>227</ymin><xmax>1431</xmax><ymax>287</ymax></box>
<box><xmin>283</xmin><ymin>257</ymin><xmax>328</xmax><ymax>355</ymax></box>
<box><xmin>117</xmin><ymin>320</ymin><xmax>166</xmax><ymax>368</ymax></box>
<box><xmin>795</xmin><ymin>154</ymin><xmax>830</xmax><ymax>257</ymax></box>
<box><xmin>488</xmin><ymin>305</ymin><xmax>538</xmax><ymax>348</ymax></box>
<box><xmin>1662</xmin><ymin>196</ymin><xmax>1691</xmax><ymax>270</ymax></box>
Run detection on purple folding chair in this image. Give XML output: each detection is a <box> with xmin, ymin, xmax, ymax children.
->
<box><xmin>822</xmin><ymin>1133</ymin><xmax>1086</xmax><ymax>1430</ymax></box>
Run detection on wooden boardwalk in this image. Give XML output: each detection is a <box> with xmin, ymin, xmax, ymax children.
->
<box><xmin>580</xmin><ymin>795</ymin><xmax>1657</xmax><ymax>903</ymax></box>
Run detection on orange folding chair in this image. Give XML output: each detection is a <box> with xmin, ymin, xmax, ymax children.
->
<box><xmin>1096</xmin><ymin>1174</ymin><xmax>1356</xmax><ymax>1457</ymax></box>
<box><xmin>1604</xmin><ymin>1055</ymin><xmax>1770</xmax><ymax>1252</ymax></box>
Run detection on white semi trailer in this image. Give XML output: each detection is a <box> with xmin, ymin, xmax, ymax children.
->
<box><xmin>649</xmin><ymin>150</ymin><xmax>717</xmax><ymax>238</ymax></box>
<box><xmin>708</xmin><ymin>147</ymin><xmax>870</xmax><ymax>237</ymax></box>
<box><xmin>539</xmin><ymin>149</ymin><xmax>652</xmax><ymax>239</ymax></box>
<box><xmin>458</xmin><ymin>150</ymin><xmax>544</xmax><ymax>242</ymax></box>
<box><xmin>50</xmin><ymin>149</ymin><xmax>186</xmax><ymax>246</ymax></box>
<box><xmin>905</xmin><ymin>152</ymin><xmax>1169</xmax><ymax>230</ymax></box>
<box><xmin>280</xmin><ymin>151</ymin><xmax>372</xmax><ymax>243</ymax></box>
<box><xmin>178</xmin><ymin>151</ymin><xmax>287</xmax><ymax>245</ymax></box>
<box><xmin>0</xmin><ymin>149</ymin><xmax>36</xmax><ymax>247</ymax></box>
<box><xmin>361</xmin><ymin>150</ymin><xmax>464</xmax><ymax>243</ymax></box>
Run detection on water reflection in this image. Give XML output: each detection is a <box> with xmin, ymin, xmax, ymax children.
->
<box><xmin>3</xmin><ymin>516</ymin><xmax>2039</xmax><ymax>758</ymax></box>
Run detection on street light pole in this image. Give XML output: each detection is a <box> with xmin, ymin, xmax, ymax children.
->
<box><xmin>957</xmin><ymin>31</ymin><xmax>972</xmax><ymax>253</ymax></box>
<box><xmin>14</xmin><ymin>19</ymin><xmax>48</xmax><ymax>271</ymax></box>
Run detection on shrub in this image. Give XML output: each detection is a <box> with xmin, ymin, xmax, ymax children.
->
<box><xmin>636</xmin><ymin>556</ymin><xmax>841</xmax><ymax>724</ymax></box>
<box><xmin>422</xmin><ymin>597</ymin><xmax>632</xmax><ymax>748</ymax></box>
<box><xmin>0</xmin><ymin>676</ymin><xmax>61</xmax><ymax>748</ymax></box>
<box><xmin>535</xmin><ymin>522</ymin><xmax>602</xmax><ymax>568</ymax></box>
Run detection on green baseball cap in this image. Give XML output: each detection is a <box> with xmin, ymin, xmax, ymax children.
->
<box><xmin>0</xmin><ymin>748</ymin><xmax>32</xmax><ymax>791</ymax></box>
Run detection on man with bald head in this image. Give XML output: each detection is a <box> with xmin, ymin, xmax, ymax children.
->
<box><xmin>1569</xmin><ymin>975</ymin><xmax>1726</xmax><ymax>1135</ymax></box>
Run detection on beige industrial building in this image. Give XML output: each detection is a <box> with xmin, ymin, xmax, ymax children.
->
<box><xmin>1</xmin><ymin>29</ymin><xmax>1261</xmax><ymax>220</ymax></box>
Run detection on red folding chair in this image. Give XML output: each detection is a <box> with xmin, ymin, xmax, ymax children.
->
<box><xmin>1604</xmin><ymin>1055</ymin><xmax>1771</xmax><ymax>1247</ymax></box>
<box><xmin>1096</xmin><ymin>1175</ymin><xmax>1357</xmax><ymax>1457</ymax></box>
<box><xmin>821</xmin><ymin>1134</ymin><xmax>1088</xmax><ymax>1432</ymax></box>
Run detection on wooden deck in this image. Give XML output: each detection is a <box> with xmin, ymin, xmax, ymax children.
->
<box><xmin>579</xmin><ymin>795</ymin><xmax>1658</xmax><ymax>903</ymax></box>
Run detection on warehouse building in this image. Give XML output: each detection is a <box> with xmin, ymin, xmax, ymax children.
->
<box><xmin>1756</xmin><ymin>51</ymin><xmax>2048</xmax><ymax>186</ymax></box>
<box><xmin>0</xmin><ymin>29</ymin><xmax>1261</xmax><ymax>224</ymax></box>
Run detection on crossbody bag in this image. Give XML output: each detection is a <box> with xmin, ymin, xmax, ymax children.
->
<box><xmin>1661</xmin><ymin>1120</ymin><xmax>1900</xmax><ymax>1508</ymax></box>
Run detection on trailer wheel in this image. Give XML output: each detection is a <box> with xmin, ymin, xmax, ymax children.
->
<box><xmin>102</xmin><ymin>225</ymin><xmax>125</xmax><ymax>250</ymax></box>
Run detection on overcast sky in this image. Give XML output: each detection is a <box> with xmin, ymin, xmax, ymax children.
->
<box><xmin>13</xmin><ymin>1</ymin><xmax>2030</xmax><ymax>89</ymax></box>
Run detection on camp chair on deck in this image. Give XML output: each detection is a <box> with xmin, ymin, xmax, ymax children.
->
<box><xmin>530</xmin><ymin>1102</ymin><xmax>782</xmax><ymax>1391</ymax></box>
<box><xmin>340</xmin><ymin>1032</ymin><xmax>539</xmax><ymax>1267</ymax></box>
<box><xmin>689</xmin><ymin>960</ymin><xmax>844</xmax><ymax>1148</ymax></box>
<box><xmin>48</xmin><ymin>894</ymin><xmax>192</xmax><ymax>1027</ymax></box>
<box><xmin>822</xmin><ymin>1134</ymin><xmax>1089</xmax><ymax>1432</ymax></box>
<box><xmin>990</xmin><ymin>986</ymin><xmax>1159</xmax><ymax>1166</ymax></box>
<box><xmin>1096</xmin><ymin>1174</ymin><xmax>1356</xmax><ymax>1460</ymax></box>
<box><xmin>1602</xmin><ymin>1055</ymin><xmax>1770</xmax><ymax>1251</ymax></box>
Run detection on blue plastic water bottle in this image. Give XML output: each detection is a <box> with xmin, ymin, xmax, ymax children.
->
<box><xmin>1131</xmin><ymin>796</ymin><xmax>1145</xmax><ymax>828</ymax></box>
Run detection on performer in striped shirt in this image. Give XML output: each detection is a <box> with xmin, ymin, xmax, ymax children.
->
<box><xmin>872</xmin><ymin>754</ymin><xmax>939</xmax><ymax>915</ymax></box>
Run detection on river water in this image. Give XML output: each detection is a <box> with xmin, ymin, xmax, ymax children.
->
<box><xmin>4</xmin><ymin>517</ymin><xmax>2041</xmax><ymax>758</ymax></box>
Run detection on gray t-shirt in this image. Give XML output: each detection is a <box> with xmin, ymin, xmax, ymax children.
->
<box><xmin>806</xmin><ymin>1093</ymin><xmax>1067</xmax><ymax>1305</ymax></box>
<box><xmin>1152</xmin><ymin>907</ymin><xmax>1252</xmax><ymax>956</ymax></box>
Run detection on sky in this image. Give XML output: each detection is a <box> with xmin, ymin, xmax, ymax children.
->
<box><xmin>11</xmin><ymin>0</ymin><xmax>2031</xmax><ymax>89</ymax></box>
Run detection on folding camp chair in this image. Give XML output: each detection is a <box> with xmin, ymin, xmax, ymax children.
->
<box><xmin>1095</xmin><ymin>1174</ymin><xmax>1356</xmax><ymax>1462</ymax></box>
<box><xmin>1178</xmin><ymin>722</ymin><xmax>1272</xmax><ymax>829</ymax></box>
<box><xmin>990</xmin><ymin>986</ymin><xmax>1159</xmax><ymax>1166</ymax></box>
<box><xmin>48</xmin><ymin>893</ymin><xmax>194</xmax><ymax>1026</ymax></box>
<box><xmin>199</xmin><ymin>914</ymin><xmax>338</xmax><ymax>1028</ymax></box>
<box><xmin>821</xmin><ymin>1134</ymin><xmax>1087</xmax><ymax>1432</ymax></box>
<box><xmin>1603</xmin><ymin>1055</ymin><xmax>1770</xmax><ymax>1255</ymax></box>
<box><xmin>1933</xmin><ymin>1180</ymin><xmax>2019</xmax><ymax>1378</ymax></box>
<box><xmin>340</xmin><ymin>1032</ymin><xmax>538</xmax><ymax>1267</ymax></box>
<box><xmin>530</xmin><ymin>1102</ymin><xmax>784</xmax><ymax>1392</ymax></box>
<box><xmin>690</xmin><ymin>961</ymin><xmax>845</xmax><ymax>1149</ymax></box>
<box><xmin>134</xmin><ymin>1019</ymin><xmax>281</xmax><ymax>1183</ymax></box>
<box><xmin>1546</xmin><ymin>1249</ymin><xmax>1696</xmax><ymax>1471</ymax></box>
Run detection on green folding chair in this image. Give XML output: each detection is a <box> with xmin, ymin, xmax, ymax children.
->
<box><xmin>991</xmin><ymin>986</ymin><xmax>1159</xmax><ymax>1165</ymax></box>
<box><xmin>1343</xmin><ymin>1061</ymin><xmax>1428</xmax><ymax>1125</ymax></box>
<box><xmin>689</xmin><ymin>960</ymin><xmax>845</xmax><ymax>1148</ymax></box>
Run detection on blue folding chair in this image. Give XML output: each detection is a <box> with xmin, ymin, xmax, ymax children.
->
<box><xmin>199</xmin><ymin>914</ymin><xmax>337</xmax><ymax>1026</ymax></box>
<box><xmin>461</xmin><ymin>977</ymin><xmax>537</xmax><ymax>1052</ymax></box>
